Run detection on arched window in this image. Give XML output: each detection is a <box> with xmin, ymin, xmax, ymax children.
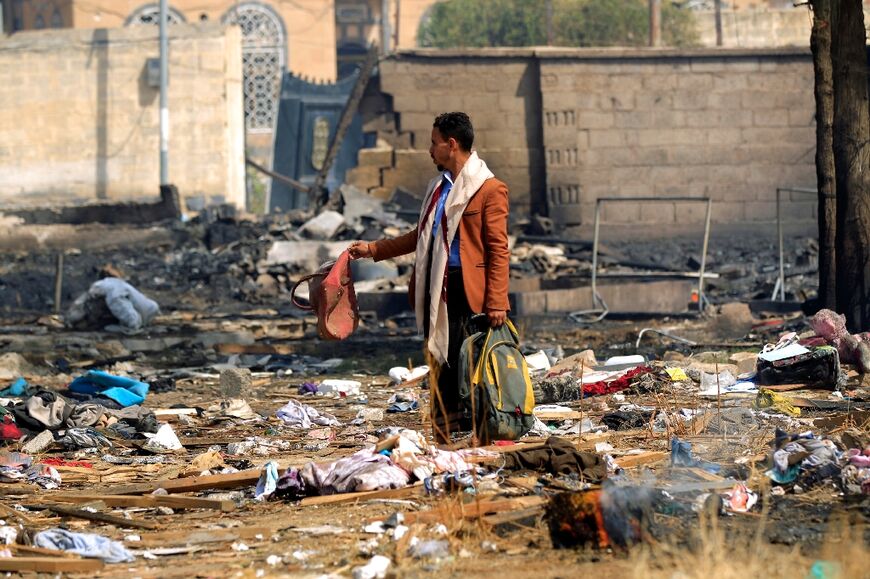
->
<box><xmin>125</xmin><ymin>3</ymin><xmax>186</xmax><ymax>26</ymax></box>
<box><xmin>50</xmin><ymin>8</ymin><xmax>63</xmax><ymax>28</ymax></box>
<box><xmin>222</xmin><ymin>2</ymin><xmax>287</xmax><ymax>133</ymax></box>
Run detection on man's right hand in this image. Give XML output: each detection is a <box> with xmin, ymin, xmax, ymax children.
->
<box><xmin>348</xmin><ymin>241</ymin><xmax>373</xmax><ymax>260</ymax></box>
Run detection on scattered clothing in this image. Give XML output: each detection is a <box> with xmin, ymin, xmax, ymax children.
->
<box><xmin>0</xmin><ymin>377</ymin><xmax>27</xmax><ymax>397</ymax></box>
<box><xmin>767</xmin><ymin>429</ymin><xmax>842</xmax><ymax>489</ymax></box>
<box><xmin>810</xmin><ymin>309</ymin><xmax>870</xmax><ymax>373</ymax></box>
<box><xmin>68</xmin><ymin>370</ymin><xmax>149</xmax><ymax>408</ymax></box>
<box><xmin>58</xmin><ymin>427</ymin><xmax>112</xmax><ymax>450</ymax></box>
<box><xmin>298</xmin><ymin>382</ymin><xmax>319</xmax><ymax>395</ymax></box>
<box><xmin>0</xmin><ymin>415</ymin><xmax>22</xmax><ymax>440</ymax></box>
<box><xmin>671</xmin><ymin>438</ymin><xmax>721</xmax><ymax>473</ymax></box>
<box><xmin>276</xmin><ymin>399</ymin><xmax>341</xmax><ymax>429</ymax></box>
<box><xmin>501</xmin><ymin>436</ymin><xmax>607</xmax><ymax>482</ymax></box>
<box><xmin>387</xmin><ymin>400</ymin><xmax>419</xmax><ymax>413</ymax></box>
<box><xmin>66</xmin><ymin>277</ymin><xmax>159</xmax><ymax>332</ymax></box>
<box><xmin>34</xmin><ymin>528</ymin><xmax>135</xmax><ymax>563</ymax></box>
<box><xmin>26</xmin><ymin>463</ymin><xmax>61</xmax><ymax>489</ymax></box>
<box><xmin>754</xmin><ymin>389</ymin><xmax>801</xmax><ymax>417</ymax></box>
<box><xmin>255</xmin><ymin>461</ymin><xmax>280</xmax><ymax>500</ymax></box>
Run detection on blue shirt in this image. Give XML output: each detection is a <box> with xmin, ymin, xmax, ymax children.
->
<box><xmin>432</xmin><ymin>172</ymin><xmax>461</xmax><ymax>267</ymax></box>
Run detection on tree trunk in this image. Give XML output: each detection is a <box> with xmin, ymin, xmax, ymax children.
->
<box><xmin>832</xmin><ymin>0</ymin><xmax>870</xmax><ymax>331</ymax></box>
<box><xmin>810</xmin><ymin>0</ymin><xmax>836</xmax><ymax>311</ymax></box>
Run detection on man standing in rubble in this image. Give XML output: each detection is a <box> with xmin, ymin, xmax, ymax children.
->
<box><xmin>348</xmin><ymin>112</ymin><xmax>511</xmax><ymax>443</ymax></box>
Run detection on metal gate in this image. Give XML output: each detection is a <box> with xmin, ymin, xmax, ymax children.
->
<box><xmin>269</xmin><ymin>72</ymin><xmax>365</xmax><ymax>212</ymax></box>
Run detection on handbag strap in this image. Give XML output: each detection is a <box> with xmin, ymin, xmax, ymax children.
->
<box><xmin>289</xmin><ymin>273</ymin><xmax>318</xmax><ymax>310</ymax></box>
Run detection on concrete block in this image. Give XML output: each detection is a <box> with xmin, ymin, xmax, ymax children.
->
<box><xmin>23</xmin><ymin>430</ymin><xmax>54</xmax><ymax>454</ymax></box>
<box><xmin>576</xmin><ymin>111</ymin><xmax>614</xmax><ymax>129</ymax></box>
<box><xmin>358</xmin><ymin>148</ymin><xmax>393</xmax><ymax>169</ymax></box>
<box><xmin>220</xmin><ymin>368</ymin><xmax>252</xmax><ymax>398</ymax></box>
<box><xmin>753</xmin><ymin>109</ymin><xmax>790</xmax><ymax>127</ymax></box>
<box><xmin>677</xmin><ymin>74</ymin><xmax>714</xmax><ymax>91</ymax></box>
<box><xmin>345</xmin><ymin>166</ymin><xmax>382</xmax><ymax>189</ymax></box>
<box><xmin>510</xmin><ymin>291</ymin><xmax>548</xmax><ymax>316</ymax></box>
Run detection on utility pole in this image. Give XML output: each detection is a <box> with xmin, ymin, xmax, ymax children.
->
<box><xmin>546</xmin><ymin>0</ymin><xmax>554</xmax><ymax>46</ymax></box>
<box><xmin>159</xmin><ymin>0</ymin><xmax>169</xmax><ymax>185</ymax></box>
<box><xmin>714</xmin><ymin>0</ymin><xmax>723</xmax><ymax>47</ymax></box>
<box><xmin>649</xmin><ymin>0</ymin><xmax>661</xmax><ymax>47</ymax></box>
<box><xmin>381</xmin><ymin>0</ymin><xmax>391</xmax><ymax>54</ymax></box>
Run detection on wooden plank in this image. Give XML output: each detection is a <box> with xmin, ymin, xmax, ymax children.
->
<box><xmin>98</xmin><ymin>469</ymin><xmax>264</xmax><ymax>496</ymax></box>
<box><xmin>480</xmin><ymin>506</ymin><xmax>545</xmax><ymax>526</ymax></box>
<box><xmin>0</xmin><ymin>501</ymin><xmax>36</xmax><ymax>525</ymax></box>
<box><xmin>404</xmin><ymin>496</ymin><xmax>547</xmax><ymax>525</ymax></box>
<box><xmin>533</xmin><ymin>411</ymin><xmax>585</xmax><ymax>420</ymax></box>
<box><xmin>47</xmin><ymin>505</ymin><xmax>158</xmax><ymax>530</ymax></box>
<box><xmin>0</xmin><ymin>557</ymin><xmax>104</xmax><ymax>572</ymax></box>
<box><xmin>7</xmin><ymin>544</ymin><xmax>81</xmax><ymax>558</ymax></box>
<box><xmin>299</xmin><ymin>483</ymin><xmax>422</xmax><ymax>507</ymax></box>
<box><xmin>47</xmin><ymin>494</ymin><xmax>235</xmax><ymax>512</ymax></box>
<box><xmin>615</xmin><ymin>451</ymin><xmax>669</xmax><ymax>469</ymax></box>
<box><xmin>136</xmin><ymin>525</ymin><xmax>275</xmax><ymax>547</ymax></box>
<box><xmin>761</xmin><ymin>383</ymin><xmax>812</xmax><ymax>392</ymax></box>
<box><xmin>214</xmin><ymin>343</ymin><xmax>295</xmax><ymax>356</ymax></box>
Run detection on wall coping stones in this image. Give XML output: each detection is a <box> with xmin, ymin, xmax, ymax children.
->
<box><xmin>391</xmin><ymin>46</ymin><xmax>811</xmax><ymax>61</ymax></box>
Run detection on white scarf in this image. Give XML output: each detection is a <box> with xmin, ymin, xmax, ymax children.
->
<box><xmin>414</xmin><ymin>151</ymin><xmax>494</xmax><ymax>365</ymax></box>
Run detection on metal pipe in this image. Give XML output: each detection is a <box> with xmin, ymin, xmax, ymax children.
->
<box><xmin>714</xmin><ymin>0</ymin><xmax>723</xmax><ymax>46</ymax></box>
<box><xmin>159</xmin><ymin>0</ymin><xmax>169</xmax><ymax>186</ymax></box>
<box><xmin>381</xmin><ymin>0</ymin><xmax>391</xmax><ymax>54</ymax></box>
<box><xmin>636</xmin><ymin>328</ymin><xmax>697</xmax><ymax>349</ymax></box>
<box><xmin>591</xmin><ymin>199</ymin><xmax>602</xmax><ymax>308</ymax></box>
<box><xmin>54</xmin><ymin>254</ymin><xmax>64</xmax><ymax>314</ymax></box>
<box><xmin>546</xmin><ymin>0</ymin><xmax>554</xmax><ymax>46</ymax></box>
<box><xmin>649</xmin><ymin>0</ymin><xmax>661</xmax><ymax>47</ymax></box>
<box><xmin>777</xmin><ymin>187</ymin><xmax>784</xmax><ymax>301</ymax></box>
<box><xmin>698</xmin><ymin>198</ymin><xmax>712</xmax><ymax>313</ymax></box>
<box><xmin>578</xmin><ymin>196</ymin><xmax>713</xmax><ymax>323</ymax></box>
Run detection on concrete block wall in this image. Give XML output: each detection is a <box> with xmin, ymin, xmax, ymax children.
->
<box><xmin>0</xmin><ymin>24</ymin><xmax>245</xmax><ymax>208</ymax></box>
<box><xmin>694</xmin><ymin>9</ymin><xmax>870</xmax><ymax>48</ymax></box>
<box><xmin>349</xmin><ymin>47</ymin><xmax>817</xmax><ymax>226</ymax></box>
<box><xmin>540</xmin><ymin>48</ymin><xmax>816</xmax><ymax>226</ymax></box>
<box><xmin>373</xmin><ymin>50</ymin><xmax>546</xmax><ymax>217</ymax></box>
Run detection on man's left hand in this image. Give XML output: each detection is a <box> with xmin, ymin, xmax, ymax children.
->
<box><xmin>487</xmin><ymin>309</ymin><xmax>507</xmax><ymax>327</ymax></box>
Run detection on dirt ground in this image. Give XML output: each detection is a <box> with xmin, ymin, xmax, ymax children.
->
<box><xmin>0</xmin><ymin>310</ymin><xmax>867</xmax><ymax>578</ymax></box>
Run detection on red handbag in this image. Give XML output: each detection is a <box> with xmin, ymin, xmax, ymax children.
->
<box><xmin>290</xmin><ymin>250</ymin><xmax>359</xmax><ymax>340</ymax></box>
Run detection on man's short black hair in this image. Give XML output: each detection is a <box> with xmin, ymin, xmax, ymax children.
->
<box><xmin>433</xmin><ymin>112</ymin><xmax>474</xmax><ymax>152</ymax></box>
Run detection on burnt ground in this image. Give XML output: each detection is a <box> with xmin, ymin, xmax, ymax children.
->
<box><xmin>0</xmin><ymin>218</ymin><xmax>866</xmax><ymax>577</ymax></box>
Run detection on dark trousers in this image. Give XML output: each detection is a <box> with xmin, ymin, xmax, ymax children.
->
<box><xmin>429</xmin><ymin>268</ymin><xmax>475</xmax><ymax>442</ymax></box>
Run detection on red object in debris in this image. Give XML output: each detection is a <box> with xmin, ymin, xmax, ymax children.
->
<box><xmin>39</xmin><ymin>458</ymin><xmax>93</xmax><ymax>468</ymax></box>
<box><xmin>0</xmin><ymin>415</ymin><xmax>22</xmax><ymax>441</ymax></box>
<box><xmin>581</xmin><ymin>366</ymin><xmax>652</xmax><ymax>397</ymax></box>
<box><xmin>291</xmin><ymin>250</ymin><xmax>359</xmax><ymax>340</ymax></box>
<box><xmin>492</xmin><ymin>440</ymin><xmax>515</xmax><ymax>446</ymax></box>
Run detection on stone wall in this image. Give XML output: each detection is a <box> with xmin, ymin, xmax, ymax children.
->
<box><xmin>0</xmin><ymin>24</ymin><xmax>245</xmax><ymax>208</ymax></box>
<box><xmin>694</xmin><ymin>9</ymin><xmax>870</xmax><ymax>49</ymax></box>
<box><xmin>351</xmin><ymin>47</ymin><xmax>816</xmax><ymax>226</ymax></box>
<box><xmin>540</xmin><ymin>47</ymin><xmax>815</xmax><ymax>226</ymax></box>
<box><xmin>363</xmin><ymin>49</ymin><xmax>546</xmax><ymax>217</ymax></box>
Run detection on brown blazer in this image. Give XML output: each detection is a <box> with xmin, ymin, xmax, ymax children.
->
<box><xmin>370</xmin><ymin>178</ymin><xmax>511</xmax><ymax>314</ymax></box>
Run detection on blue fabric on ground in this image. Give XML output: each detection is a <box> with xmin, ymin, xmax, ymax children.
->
<box><xmin>0</xmin><ymin>377</ymin><xmax>27</xmax><ymax>397</ymax></box>
<box><xmin>671</xmin><ymin>437</ymin><xmax>721</xmax><ymax>473</ymax></box>
<box><xmin>387</xmin><ymin>400</ymin><xmax>419</xmax><ymax>413</ymax></box>
<box><xmin>68</xmin><ymin>370</ymin><xmax>149</xmax><ymax>407</ymax></box>
<box><xmin>34</xmin><ymin>528</ymin><xmax>135</xmax><ymax>563</ymax></box>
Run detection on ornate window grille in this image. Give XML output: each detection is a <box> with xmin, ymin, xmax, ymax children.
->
<box><xmin>125</xmin><ymin>4</ymin><xmax>186</xmax><ymax>26</ymax></box>
<box><xmin>21</xmin><ymin>0</ymin><xmax>64</xmax><ymax>29</ymax></box>
<box><xmin>222</xmin><ymin>3</ymin><xmax>287</xmax><ymax>133</ymax></box>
